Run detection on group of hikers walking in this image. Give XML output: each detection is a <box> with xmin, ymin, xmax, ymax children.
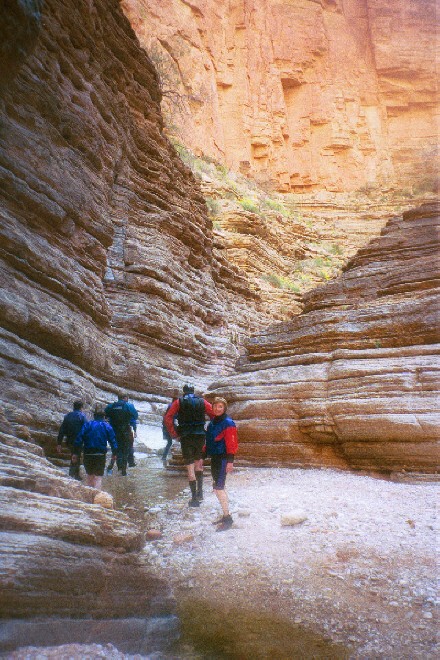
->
<box><xmin>57</xmin><ymin>385</ymin><xmax>239</xmax><ymax>531</ymax></box>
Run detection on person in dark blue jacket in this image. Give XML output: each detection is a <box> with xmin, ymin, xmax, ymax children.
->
<box><xmin>72</xmin><ymin>404</ymin><xmax>117</xmax><ymax>490</ymax></box>
<box><xmin>105</xmin><ymin>394</ymin><xmax>133</xmax><ymax>475</ymax></box>
<box><xmin>204</xmin><ymin>397</ymin><xmax>238</xmax><ymax>531</ymax></box>
<box><xmin>56</xmin><ymin>400</ymin><xmax>87</xmax><ymax>480</ymax></box>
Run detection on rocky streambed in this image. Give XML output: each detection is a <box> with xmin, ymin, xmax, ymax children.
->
<box><xmin>2</xmin><ymin>448</ymin><xmax>438</xmax><ymax>658</ymax></box>
<box><xmin>139</xmin><ymin>461</ymin><xmax>438</xmax><ymax>659</ymax></box>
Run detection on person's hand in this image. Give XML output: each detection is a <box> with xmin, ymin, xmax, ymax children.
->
<box><xmin>71</xmin><ymin>454</ymin><xmax>78</xmax><ymax>463</ymax></box>
<box><xmin>226</xmin><ymin>463</ymin><xmax>234</xmax><ymax>473</ymax></box>
<box><xmin>111</xmin><ymin>454</ymin><xmax>117</xmax><ymax>461</ymax></box>
<box><xmin>56</xmin><ymin>445</ymin><xmax>62</xmax><ymax>454</ymax></box>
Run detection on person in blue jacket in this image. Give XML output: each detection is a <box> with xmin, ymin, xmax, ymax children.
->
<box><xmin>72</xmin><ymin>404</ymin><xmax>117</xmax><ymax>490</ymax></box>
<box><xmin>204</xmin><ymin>397</ymin><xmax>238</xmax><ymax>531</ymax></box>
<box><xmin>56</xmin><ymin>400</ymin><xmax>87</xmax><ymax>480</ymax></box>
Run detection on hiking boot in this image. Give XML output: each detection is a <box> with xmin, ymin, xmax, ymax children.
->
<box><xmin>188</xmin><ymin>498</ymin><xmax>200</xmax><ymax>508</ymax></box>
<box><xmin>195</xmin><ymin>471</ymin><xmax>203</xmax><ymax>502</ymax></box>
<box><xmin>121</xmin><ymin>468</ymin><xmax>127</xmax><ymax>476</ymax></box>
<box><xmin>106</xmin><ymin>468</ymin><xmax>113</xmax><ymax>475</ymax></box>
<box><xmin>215</xmin><ymin>515</ymin><xmax>233</xmax><ymax>532</ymax></box>
<box><xmin>212</xmin><ymin>516</ymin><xmax>226</xmax><ymax>525</ymax></box>
<box><xmin>128</xmin><ymin>461</ymin><xmax>136</xmax><ymax>467</ymax></box>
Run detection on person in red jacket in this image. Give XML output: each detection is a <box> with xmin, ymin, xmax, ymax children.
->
<box><xmin>204</xmin><ymin>397</ymin><xmax>238</xmax><ymax>531</ymax></box>
<box><xmin>164</xmin><ymin>385</ymin><xmax>214</xmax><ymax>507</ymax></box>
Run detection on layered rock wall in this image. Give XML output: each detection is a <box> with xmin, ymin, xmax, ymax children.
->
<box><xmin>0</xmin><ymin>0</ymin><xmax>269</xmax><ymax>450</ymax></box>
<box><xmin>122</xmin><ymin>0</ymin><xmax>438</xmax><ymax>193</ymax></box>
<box><xmin>0</xmin><ymin>424</ymin><xmax>171</xmax><ymax>618</ymax></box>
<box><xmin>208</xmin><ymin>203</ymin><xmax>440</xmax><ymax>473</ymax></box>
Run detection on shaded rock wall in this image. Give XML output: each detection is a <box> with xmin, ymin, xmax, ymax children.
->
<box><xmin>208</xmin><ymin>203</ymin><xmax>440</xmax><ymax>473</ymax></box>
<box><xmin>0</xmin><ymin>428</ymin><xmax>171</xmax><ymax>618</ymax></box>
<box><xmin>122</xmin><ymin>0</ymin><xmax>438</xmax><ymax>193</ymax></box>
<box><xmin>0</xmin><ymin>0</ymin><xmax>269</xmax><ymax>450</ymax></box>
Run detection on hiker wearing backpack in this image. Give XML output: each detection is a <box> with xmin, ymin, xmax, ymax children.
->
<box><xmin>105</xmin><ymin>394</ymin><xmax>133</xmax><ymax>476</ymax></box>
<box><xmin>56</xmin><ymin>399</ymin><xmax>87</xmax><ymax>480</ymax></box>
<box><xmin>164</xmin><ymin>385</ymin><xmax>214</xmax><ymax>507</ymax></box>
<box><xmin>123</xmin><ymin>394</ymin><xmax>139</xmax><ymax>467</ymax></box>
<box><xmin>204</xmin><ymin>397</ymin><xmax>238</xmax><ymax>532</ymax></box>
<box><xmin>71</xmin><ymin>404</ymin><xmax>117</xmax><ymax>490</ymax></box>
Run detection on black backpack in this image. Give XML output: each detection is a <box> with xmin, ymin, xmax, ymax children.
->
<box><xmin>107</xmin><ymin>401</ymin><xmax>131</xmax><ymax>430</ymax></box>
<box><xmin>177</xmin><ymin>395</ymin><xmax>205</xmax><ymax>429</ymax></box>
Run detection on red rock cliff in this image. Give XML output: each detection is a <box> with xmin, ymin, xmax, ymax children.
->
<box><xmin>122</xmin><ymin>0</ymin><xmax>438</xmax><ymax>193</ymax></box>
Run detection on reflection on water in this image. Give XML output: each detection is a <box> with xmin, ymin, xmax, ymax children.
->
<box><xmin>103</xmin><ymin>453</ymin><xmax>185</xmax><ymax>526</ymax></box>
<box><xmin>173</xmin><ymin>600</ymin><xmax>350</xmax><ymax>660</ymax></box>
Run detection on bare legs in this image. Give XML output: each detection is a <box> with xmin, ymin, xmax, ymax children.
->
<box><xmin>214</xmin><ymin>488</ymin><xmax>230</xmax><ymax>516</ymax></box>
<box><xmin>85</xmin><ymin>475</ymin><xmax>102</xmax><ymax>490</ymax></box>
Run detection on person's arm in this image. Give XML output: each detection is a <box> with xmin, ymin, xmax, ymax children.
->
<box><xmin>164</xmin><ymin>399</ymin><xmax>180</xmax><ymax>438</ymax></box>
<box><xmin>204</xmin><ymin>400</ymin><xmax>214</xmax><ymax>419</ymax></box>
<box><xmin>57</xmin><ymin>417</ymin><xmax>66</xmax><ymax>445</ymax></box>
<box><xmin>224</xmin><ymin>425</ymin><xmax>238</xmax><ymax>467</ymax></box>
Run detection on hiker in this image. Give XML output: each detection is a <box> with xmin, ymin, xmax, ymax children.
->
<box><xmin>123</xmin><ymin>395</ymin><xmax>139</xmax><ymax>467</ymax></box>
<box><xmin>105</xmin><ymin>393</ymin><xmax>133</xmax><ymax>476</ymax></box>
<box><xmin>162</xmin><ymin>396</ymin><xmax>178</xmax><ymax>462</ymax></box>
<box><xmin>56</xmin><ymin>400</ymin><xmax>87</xmax><ymax>480</ymax></box>
<box><xmin>164</xmin><ymin>385</ymin><xmax>214</xmax><ymax>507</ymax></box>
<box><xmin>71</xmin><ymin>403</ymin><xmax>117</xmax><ymax>490</ymax></box>
<box><xmin>204</xmin><ymin>397</ymin><xmax>238</xmax><ymax>531</ymax></box>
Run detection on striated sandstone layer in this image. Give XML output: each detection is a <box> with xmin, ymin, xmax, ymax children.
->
<box><xmin>208</xmin><ymin>203</ymin><xmax>440</xmax><ymax>473</ymax></box>
<box><xmin>121</xmin><ymin>0</ymin><xmax>438</xmax><ymax>193</ymax></box>
<box><xmin>0</xmin><ymin>426</ymin><xmax>171</xmax><ymax>618</ymax></box>
<box><xmin>0</xmin><ymin>0</ymin><xmax>274</xmax><ymax>454</ymax></box>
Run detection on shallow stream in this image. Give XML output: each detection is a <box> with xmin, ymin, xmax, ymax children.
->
<box><xmin>0</xmin><ymin>433</ymin><xmax>349</xmax><ymax>658</ymax></box>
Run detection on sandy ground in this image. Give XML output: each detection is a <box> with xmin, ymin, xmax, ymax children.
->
<box><xmin>141</xmin><ymin>466</ymin><xmax>438</xmax><ymax>659</ymax></box>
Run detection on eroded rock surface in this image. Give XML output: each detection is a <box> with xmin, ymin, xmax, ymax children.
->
<box><xmin>209</xmin><ymin>203</ymin><xmax>440</xmax><ymax>472</ymax></box>
<box><xmin>122</xmin><ymin>0</ymin><xmax>438</xmax><ymax>193</ymax></box>
<box><xmin>0</xmin><ymin>0</ymin><xmax>270</xmax><ymax>454</ymax></box>
<box><xmin>0</xmin><ymin>433</ymin><xmax>171</xmax><ymax>618</ymax></box>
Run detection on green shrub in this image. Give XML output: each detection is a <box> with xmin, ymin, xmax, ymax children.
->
<box><xmin>239</xmin><ymin>197</ymin><xmax>260</xmax><ymax>214</ymax></box>
<box><xmin>261</xmin><ymin>273</ymin><xmax>301</xmax><ymax>292</ymax></box>
<box><xmin>328</xmin><ymin>243</ymin><xmax>344</xmax><ymax>256</ymax></box>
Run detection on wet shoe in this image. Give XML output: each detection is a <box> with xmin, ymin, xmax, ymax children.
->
<box><xmin>212</xmin><ymin>516</ymin><xmax>226</xmax><ymax>525</ymax></box>
<box><xmin>216</xmin><ymin>515</ymin><xmax>233</xmax><ymax>532</ymax></box>
<box><xmin>196</xmin><ymin>492</ymin><xmax>203</xmax><ymax>502</ymax></box>
<box><xmin>121</xmin><ymin>468</ymin><xmax>127</xmax><ymax>476</ymax></box>
<box><xmin>188</xmin><ymin>498</ymin><xmax>200</xmax><ymax>508</ymax></box>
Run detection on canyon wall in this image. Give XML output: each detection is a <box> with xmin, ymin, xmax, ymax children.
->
<box><xmin>122</xmin><ymin>0</ymin><xmax>438</xmax><ymax>193</ymax></box>
<box><xmin>208</xmin><ymin>202</ymin><xmax>440</xmax><ymax>473</ymax></box>
<box><xmin>0</xmin><ymin>0</ymin><xmax>272</xmax><ymax>452</ymax></box>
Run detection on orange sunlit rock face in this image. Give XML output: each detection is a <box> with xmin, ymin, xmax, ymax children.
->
<box><xmin>122</xmin><ymin>0</ymin><xmax>437</xmax><ymax>193</ymax></box>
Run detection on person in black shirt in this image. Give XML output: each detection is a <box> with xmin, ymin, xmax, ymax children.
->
<box><xmin>56</xmin><ymin>400</ymin><xmax>87</xmax><ymax>480</ymax></box>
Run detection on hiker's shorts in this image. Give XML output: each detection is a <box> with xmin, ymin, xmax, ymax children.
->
<box><xmin>210</xmin><ymin>455</ymin><xmax>228</xmax><ymax>490</ymax></box>
<box><xmin>180</xmin><ymin>434</ymin><xmax>205</xmax><ymax>464</ymax></box>
<box><xmin>83</xmin><ymin>453</ymin><xmax>106</xmax><ymax>476</ymax></box>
